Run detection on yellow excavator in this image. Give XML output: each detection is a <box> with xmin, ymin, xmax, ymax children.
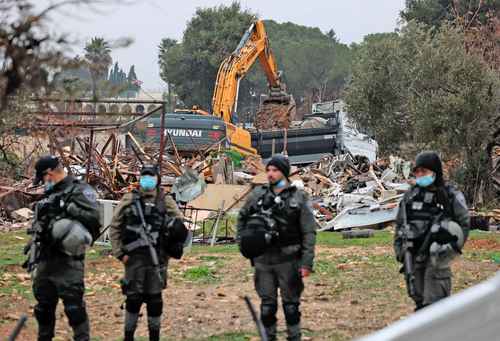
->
<box><xmin>171</xmin><ymin>20</ymin><xmax>294</xmax><ymax>156</ymax></box>
<box><xmin>209</xmin><ymin>20</ymin><xmax>295</xmax><ymax>155</ymax></box>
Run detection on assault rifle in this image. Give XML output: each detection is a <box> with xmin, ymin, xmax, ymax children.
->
<box><xmin>24</xmin><ymin>203</ymin><xmax>43</xmax><ymax>274</ymax></box>
<box><xmin>126</xmin><ymin>199</ymin><xmax>163</xmax><ymax>283</ymax></box>
<box><xmin>398</xmin><ymin>204</ymin><xmax>418</xmax><ymax>300</ymax></box>
<box><xmin>399</xmin><ymin>205</ymin><xmax>444</xmax><ymax>301</ymax></box>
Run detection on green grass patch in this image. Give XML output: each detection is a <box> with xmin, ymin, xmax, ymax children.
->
<box><xmin>312</xmin><ymin>252</ymin><xmax>401</xmax><ymax>295</ymax></box>
<box><xmin>187</xmin><ymin>332</ymin><xmax>253</xmax><ymax>341</ymax></box>
<box><xmin>0</xmin><ymin>230</ymin><xmax>27</xmax><ymax>277</ymax></box>
<box><xmin>198</xmin><ymin>255</ymin><xmax>221</xmax><ymax>262</ymax></box>
<box><xmin>464</xmin><ymin>250</ymin><xmax>500</xmax><ymax>263</ymax></box>
<box><xmin>182</xmin><ymin>265</ymin><xmax>217</xmax><ymax>283</ymax></box>
<box><xmin>317</xmin><ymin>230</ymin><xmax>393</xmax><ymax>247</ymax></box>
<box><xmin>125</xmin><ymin>333</ymin><xmax>255</xmax><ymax>341</ymax></box>
<box><xmin>189</xmin><ymin>244</ymin><xmax>239</xmax><ymax>255</ymax></box>
<box><xmin>468</xmin><ymin>230</ymin><xmax>500</xmax><ymax>242</ymax></box>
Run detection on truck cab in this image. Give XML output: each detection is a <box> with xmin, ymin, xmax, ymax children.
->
<box><xmin>142</xmin><ymin>113</ymin><xmax>227</xmax><ymax>152</ymax></box>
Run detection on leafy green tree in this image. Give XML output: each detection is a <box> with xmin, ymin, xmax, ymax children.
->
<box><xmin>158</xmin><ymin>4</ymin><xmax>354</xmax><ymax>116</ymax></box>
<box><xmin>402</xmin><ymin>0</ymin><xmax>500</xmax><ymax>27</ymax></box>
<box><xmin>345</xmin><ymin>22</ymin><xmax>500</xmax><ymax>199</ymax></box>
<box><xmin>158</xmin><ymin>2</ymin><xmax>255</xmax><ymax>109</ymax></box>
<box><xmin>84</xmin><ymin>37</ymin><xmax>112</xmax><ymax>99</ymax></box>
<box><xmin>126</xmin><ymin>65</ymin><xmax>140</xmax><ymax>97</ymax></box>
<box><xmin>326</xmin><ymin>29</ymin><xmax>339</xmax><ymax>43</ymax></box>
<box><xmin>243</xmin><ymin>20</ymin><xmax>353</xmax><ymax>113</ymax></box>
<box><xmin>158</xmin><ymin>38</ymin><xmax>178</xmax><ymax>111</ymax></box>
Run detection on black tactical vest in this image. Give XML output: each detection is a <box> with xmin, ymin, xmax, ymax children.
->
<box><xmin>257</xmin><ymin>186</ymin><xmax>302</xmax><ymax>247</ymax></box>
<box><xmin>121</xmin><ymin>190</ymin><xmax>167</xmax><ymax>252</ymax></box>
<box><xmin>405</xmin><ymin>187</ymin><xmax>444</xmax><ymax>240</ymax></box>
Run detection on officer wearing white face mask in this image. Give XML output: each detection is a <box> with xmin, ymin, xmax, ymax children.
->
<box><xmin>394</xmin><ymin>151</ymin><xmax>470</xmax><ymax>310</ymax></box>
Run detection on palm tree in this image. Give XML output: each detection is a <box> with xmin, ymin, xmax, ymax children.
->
<box><xmin>84</xmin><ymin>37</ymin><xmax>112</xmax><ymax>100</ymax></box>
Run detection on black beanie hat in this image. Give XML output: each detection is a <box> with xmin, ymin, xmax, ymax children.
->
<box><xmin>140</xmin><ymin>164</ymin><xmax>159</xmax><ymax>176</ymax></box>
<box><xmin>414</xmin><ymin>151</ymin><xmax>444</xmax><ymax>186</ymax></box>
<box><xmin>266</xmin><ymin>154</ymin><xmax>290</xmax><ymax>178</ymax></box>
<box><xmin>33</xmin><ymin>155</ymin><xmax>60</xmax><ymax>185</ymax></box>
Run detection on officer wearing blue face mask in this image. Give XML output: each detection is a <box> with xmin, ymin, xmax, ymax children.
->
<box><xmin>237</xmin><ymin>155</ymin><xmax>317</xmax><ymax>341</ymax></box>
<box><xmin>394</xmin><ymin>151</ymin><xmax>470</xmax><ymax>310</ymax></box>
<box><xmin>109</xmin><ymin>165</ymin><xmax>187</xmax><ymax>341</ymax></box>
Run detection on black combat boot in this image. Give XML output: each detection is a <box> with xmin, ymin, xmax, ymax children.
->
<box><xmin>264</xmin><ymin>324</ymin><xmax>277</xmax><ymax>341</ymax></box>
<box><xmin>37</xmin><ymin>323</ymin><xmax>55</xmax><ymax>341</ymax></box>
<box><xmin>124</xmin><ymin>311</ymin><xmax>139</xmax><ymax>341</ymax></box>
<box><xmin>286</xmin><ymin>323</ymin><xmax>301</xmax><ymax>341</ymax></box>
<box><xmin>148</xmin><ymin>328</ymin><xmax>160</xmax><ymax>341</ymax></box>
<box><xmin>72</xmin><ymin>319</ymin><xmax>90</xmax><ymax>341</ymax></box>
<box><xmin>148</xmin><ymin>316</ymin><xmax>161</xmax><ymax>341</ymax></box>
<box><xmin>124</xmin><ymin>331</ymin><xmax>135</xmax><ymax>341</ymax></box>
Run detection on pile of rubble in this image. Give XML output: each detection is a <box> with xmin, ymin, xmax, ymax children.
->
<box><xmin>288</xmin><ymin>154</ymin><xmax>412</xmax><ymax>231</ymax></box>
<box><xmin>1</xmin><ymin>123</ymin><xmax>498</xmax><ymax>236</ymax></box>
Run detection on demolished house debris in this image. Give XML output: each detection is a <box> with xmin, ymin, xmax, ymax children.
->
<box><xmin>289</xmin><ymin>153</ymin><xmax>410</xmax><ymax>231</ymax></box>
<box><xmin>1</xmin><ymin>98</ymin><xmax>498</xmax><ymax>239</ymax></box>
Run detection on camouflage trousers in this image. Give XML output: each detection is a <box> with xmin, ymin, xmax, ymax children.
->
<box><xmin>32</xmin><ymin>257</ymin><xmax>89</xmax><ymax>341</ymax></box>
<box><xmin>254</xmin><ymin>260</ymin><xmax>304</xmax><ymax>341</ymax></box>
<box><xmin>409</xmin><ymin>260</ymin><xmax>452</xmax><ymax>309</ymax></box>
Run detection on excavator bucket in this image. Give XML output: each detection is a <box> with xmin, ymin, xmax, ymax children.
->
<box><xmin>255</xmin><ymin>93</ymin><xmax>296</xmax><ymax>130</ymax></box>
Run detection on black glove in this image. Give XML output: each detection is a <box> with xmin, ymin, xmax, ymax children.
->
<box><xmin>433</xmin><ymin>225</ymin><xmax>458</xmax><ymax>245</ymax></box>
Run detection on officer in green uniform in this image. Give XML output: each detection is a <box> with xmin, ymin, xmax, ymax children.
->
<box><xmin>394</xmin><ymin>151</ymin><xmax>470</xmax><ymax>310</ymax></box>
<box><xmin>27</xmin><ymin>156</ymin><xmax>101</xmax><ymax>341</ymax></box>
<box><xmin>109</xmin><ymin>165</ymin><xmax>186</xmax><ymax>341</ymax></box>
<box><xmin>237</xmin><ymin>155</ymin><xmax>317</xmax><ymax>341</ymax></box>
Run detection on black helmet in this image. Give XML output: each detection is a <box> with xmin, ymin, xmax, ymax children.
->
<box><xmin>239</xmin><ymin>215</ymin><xmax>272</xmax><ymax>259</ymax></box>
<box><xmin>414</xmin><ymin>151</ymin><xmax>444</xmax><ymax>186</ymax></box>
<box><xmin>168</xmin><ymin>218</ymin><xmax>189</xmax><ymax>244</ymax></box>
<box><xmin>51</xmin><ymin>218</ymin><xmax>92</xmax><ymax>256</ymax></box>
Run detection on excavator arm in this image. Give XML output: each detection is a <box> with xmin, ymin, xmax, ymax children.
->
<box><xmin>212</xmin><ymin>20</ymin><xmax>292</xmax><ymax>124</ymax></box>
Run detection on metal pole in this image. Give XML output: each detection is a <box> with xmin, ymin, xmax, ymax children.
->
<box><xmin>210</xmin><ymin>200</ymin><xmax>225</xmax><ymax>247</ymax></box>
<box><xmin>158</xmin><ymin>103</ymin><xmax>167</xmax><ymax>174</ymax></box>
<box><xmin>86</xmin><ymin>129</ymin><xmax>94</xmax><ymax>182</ymax></box>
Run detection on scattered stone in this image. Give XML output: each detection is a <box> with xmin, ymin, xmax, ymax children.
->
<box><xmin>11</xmin><ymin>207</ymin><xmax>33</xmax><ymax>222</ymax></box>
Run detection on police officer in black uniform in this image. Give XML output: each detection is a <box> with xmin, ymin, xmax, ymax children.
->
<box><xmin>394</xmin><ymin>151</ymin><xmax>470</xmax><ymax>310</ymax></box>
<box><xmin>238</xmin><ymin>155</ymin><xmax>317</xmax><ymax>341</ymax></box>
<box><xmin>27</xmin><ymin>156</ymin><xmax>101</xmax><ymax>341</ymax></box>
<box><xmin>109</xmin><ymin>165</ymin><xmax>186</xmax><ymax>341</ymax></box>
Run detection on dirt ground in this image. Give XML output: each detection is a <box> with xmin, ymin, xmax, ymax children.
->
<box><xmin>0</xmin><ymin>230</ymin><xmax>499</xmax><ymax>341</ymax></box>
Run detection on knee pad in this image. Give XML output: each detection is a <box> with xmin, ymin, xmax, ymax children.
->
<box><xmin>125</xmin><ymin>311</ymin><xmax>140</xmax><ymax>332</ymax></box>
<box><xmin>64</xmin><ymin>303</ymin><xmax>88</xmax><ymax>327</ymax></box>
<box><xmin>260</xmin><ymin>304</ymin><xmax>277</xmax><ymax>327</ymax></box>
<box><xmin>145</xmin><ymin>294</ymin><xmax>163</xmax><ymax>317</ymax></box>
<box><xmin>148</xmin><ymin>316</ymin><xmax>162</xmax><ymax>331</ymax></box>
<box><xmin>126</xmin><ymin>294</ymin><xmax>143</xmax><ymax>314</ymax></box>
<box><xmin>34</xmin><ymin>304</ymin><xmax>56</xmax><ymax>325</ymax></box>
<box><xmin>283</xmin><ymin>303</ymin><xmax>301</xmax><ymax>325</ymax></box>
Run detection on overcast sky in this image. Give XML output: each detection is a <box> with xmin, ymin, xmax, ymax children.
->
<box><xmin>46</xmin><ymin>0</ymin><xmax>405</xmax><ymax>90</ymax></box>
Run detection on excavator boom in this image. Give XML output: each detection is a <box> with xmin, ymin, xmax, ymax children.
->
<box><xmin>212</xmin><ymin>20</ymin><xmax>295</xmax><ymax>128</ymax></box>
